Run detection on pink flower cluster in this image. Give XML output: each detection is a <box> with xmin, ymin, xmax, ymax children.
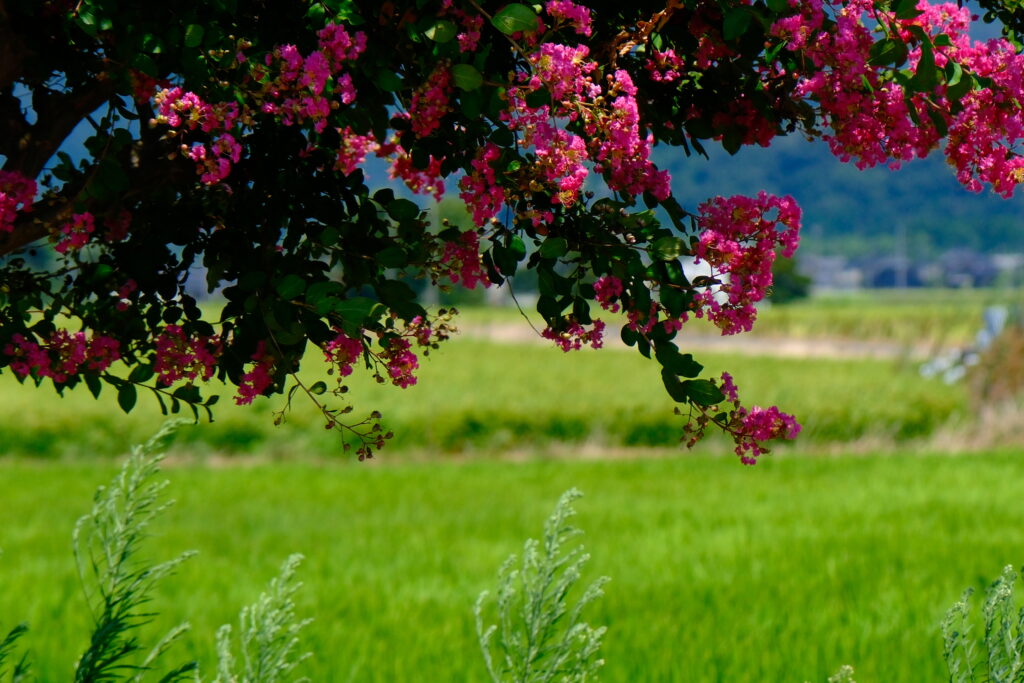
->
<box><xmin>440</xmin><ymin>0</ymin><xmax>485</xmax><ymax>52</ymax></box>
<box><xmin>711</xmin><ymin>96</ymin><xmax>778</xmax><ymax>148</ymax></box>
<box><xmin>593</xmin><ymin>275</ymin><xmax>623</xmax><ymax>312</ymax></box>
<box><xmin>459</xmin><ymin>143</ymin><xmax>506</xmax><ymax>226</ymax></box>
<box><xmin>151</xmin><ymin>23</ymin><xmax>367</xmax><ymax>188</ymax></box>
<box><xmin>503</xmin><ymin>36</ymin><xmax>671</xmax><ymax>207</ymax></box>
<box><xmin>154</xmin><ymin>87</ymin><xmax>239</xmax><ymax>132</ymax></box>
<box><xmin>129</xmin><ymin>69</ymin><xmax>166</xmax><ymax>103</ymax></box>
<box><xmin>770</xmin><ymin>0</ymin><xmax>1024</xmax><ymax>196</ymax></box>
<box><xmin>380</xmin><ymin>138</ymin><xmax>446</xmax><ymax>201</ymax></box>
<box><xmin>688</xmin><ymin>7</ymin><xmax>735</xmax><ymax>69</ymax></box>
<box><xmin>318</xmin><ymin>23</ymin><xmax>367</xmax><ymax>68</ymax></box>
<box><xmin>645</xmin><ymin>49</ymin><xmax>687</xmax><ymax>83</ymax></box>
<box><xmin>409</xmin><ymin>65</ymin><xmax>454</xmax><ymax>138</ymax></box>
<box><xmin>626</xmin><ymin>300</ymin><xmax>660</xmax><ymax>336</ymax></box>
<box><xmin>718</xmin><ymin>373</ymin><xmax>801</xmax><ymax>464</ymax></box>
<box><xmin>258</xmin><ymin>24</ymin><xmax>366</xmax><ymax>133</ymax></box>
<box><xmin>0</xmin><ymin>170</ymin><xmax>35</xmax><ymax>234</ymax></box>
<box><xmin>440</xmin><ymin>230</ymin><xmax>490</xmax><ymax>289</ymax></box>
<box><xmin>542</xmin><ymin>318</ymin><xmax>606</xmax><ymax>351</ymax></box>
<box><xmin>55</xmin><ymin>212</ymin><xmax>95</xmax><ymax>254</ymax></box>
<box><xmin>155</xmin><ymin>87</ymin><xmax>244</xmax><ymax>184</ymax></box>
<box><xmin>187</xmin><ymin>134</ymin><xmax>243</xmax><ymax>185</ymax></box>
<box><xmin>694</xmin><ymin>193</ymin><xmax>802</xmax><ymax>335</ymax></box>
<box><xmin>324</xmin><ymin>328</ymin><xmax>363</xmax><ymax>377</ymax></box>
<box><xmin>593</xmin><ymin>70</ymin><xmax>671</xmax><ymax>200</ymax></box>
<box><xmin>335</xmin><ymin>127</ymin><xmax>379</xmax><ymax>176</ymax></box>
<box><xmin>235</xmin><ymin>341</ymin><xmax>274</xmax><ymax>405</ymax></box>
<box><xmin>153</xmin><ymin>325</ymin><xmax>222</xmax><ymax>385</ymax></box>
<box><xmin>382</xmin><ymin>337</ymin><xmax>419</xmax><ymax>388</ymax></box>
<box><xmin>913</xmin><ymin>4</ymin><xmax>1024</xmax><ymax>196</ymax></box>
<box><xmin>505</xmin><ymin>92</ymin><xmax>590</xmax><ymax>206</ymax></box>
<box><xmin>4</xmin><ymin>331</ymin><xmax>120</xmax><ymax>383</ymax></box>
<box><xmin>545</xmin><ymin>0</ymin><xmax>593</xmax><ymax>36</ymax></box>
<box><xmin>776</xmin><ymin>0</ymin><xmax>941</xmax><ymax>170</ymax></box>
<box><xmin>115</xmin><ymin>279</ymin><xmax>137</xmax><ymax>311</ymax></box>
<box><xmin>103</xmin><ymin>209</ymin><xmax>132</xmax><ymax>242</ymax></box>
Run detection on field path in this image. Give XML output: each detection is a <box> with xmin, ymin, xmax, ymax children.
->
<box><xmin>461</xmin><ymin>321</ymin><xmax>931</xmax><ymax>360</ymax></box>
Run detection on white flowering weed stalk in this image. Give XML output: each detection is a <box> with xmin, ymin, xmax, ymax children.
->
<box><xmin>0</xmin><ymin>421</ymin><xmax>310</xmax><ymax>682</ymax></box>
<box><xmin>944</xmin><ymin>565</ymin><xmax>1024</xmax><ymax>683</ymax></box>
<box><xmin>475</xmin><ymin>488</ymin><xmax>610</xmax><ymax>683</ymax></box>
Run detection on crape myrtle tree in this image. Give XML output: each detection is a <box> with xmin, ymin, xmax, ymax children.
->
<box><xmin>1</xmin><ymin>0</ymin><xmax>1023</xmax><ymax>461</ymax></box>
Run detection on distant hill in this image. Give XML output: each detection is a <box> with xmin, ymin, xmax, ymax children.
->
<box><xmin>654</xmin><ymin>134</ymin><xmax>1024</xmax><ymax>258</ymax></box>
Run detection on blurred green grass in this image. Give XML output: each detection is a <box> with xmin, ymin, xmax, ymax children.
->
<box><xmin>748</xmin><ymin>288</ymin><xmax>1021</xmax><ymax>346</ymax></box>
<box><xmin>2</xmin><ymin>452</ymin><xmax>1024</xmax><ymax>681</ymax></box>
<box><xmin>0</xmin><ymin>334</ymin><xmax>967</xmax><ymax>459</ymax></box>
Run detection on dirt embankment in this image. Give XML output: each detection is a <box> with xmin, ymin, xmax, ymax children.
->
<box><xmin>460</xmin><ymin>321</ymin><xmax>932</xmax><ymax>360</ymax></box>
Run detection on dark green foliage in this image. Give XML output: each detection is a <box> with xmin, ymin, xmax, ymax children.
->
<box><xmin>769</xmin><ymin>257</ymin><xmax>811</xmax><ymax>304</ymax></box>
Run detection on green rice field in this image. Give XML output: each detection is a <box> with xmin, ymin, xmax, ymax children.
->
<box><xmin>1</xmin><ymin>291</ymin><xmax>1022</xmax><ymax>681</ymax></box>
<box><xmin>0</xmin><ymin>334</ymin><xmax>970</xmax><ymax>459</ymax></box>
<box><xmin>2</xmin><ymin>452</ymin><xmax>1023</xmax><ymax>681</ymax></box>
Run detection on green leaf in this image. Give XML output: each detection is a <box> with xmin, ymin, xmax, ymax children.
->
<box><xmin>173</xmin><ymin>384</ymin><xmax>201</xmax><ymax>403</ymax></box>
<box><xmin>387</xmin><ymin>198</ymin><xmax>420</xmax><ymax>222</ymax></box>
<box><xmin>539</xmin><ymin>237</ymin><xmax>569</xmax><ymax>259</ymax></box>
<box><xmin>894</xmin><ymin>0</ymin><xmax>924</xmax><ymax>19</ymax></box>
<box><xmin>376</xmin><ymin>279</ymin><xmax>416</xmax><ymax>302</ymax></box>
<box><xmin>868</xmin><ymin>38</ymin><xmax>908</xmax><ymax>68</ymax></box>
<box><xmin>333</xmin><ymin>297</ymin><xmax>379</xmax><ymax>324</ymax></box>
<box><xmin>310</xmin><ymin>381</ymin><xmax>328</xmax><ymax>395</ymax></box>
<box><xmin>911</xmin><ymin>41</ymin><xmax>939</xmax><ymax>92</ymax></box>
<box><xmin>723</xmin><ymin>8</ymin><xmax>752</xmax><ymax>41</ymax></box>
<box><xmin>946</xmin><ymin>71</ymin><xmax>973</xmax><ymax>102</ymax></box>
<box><xmin>491</xmin><ymin>3</ymin><xmax>538</xmax><ymax>34</ymax></box>
<box><xmin>184</xmin><ymin>24</ymin><xmax>205</xmax><ymax>48</ymax></box>
<box><xmin>307</xmin><ymin>280</ymin><xmax>344</xmax><ymax>310</ymax></box>
<box><xmin>654</xmin><ymin>344</ymin><xmax>703</xmax><ymax>378</ymax></box>
<box><xmin>129</xmin><ymin>53</ymin><xmax>159</xmax><ymax>77</ymax></box>
<box><xmin>128</xmin><ymin>364</ymin><xmax>155</xmax><ymax>384</ymax></box>
<box><xmin>537</xmin><ymin>295</ymin><xmax>565</xmax><ymax>320</ymax></box>
<box><xmin>927</xmin><ymin>107</ymin><xmax>949</xmax><ymax>137</ymax></box>
<box><xmin>945</xmin><ymin>60</ymin><xmax>963</xmax><ymax>87</ymax></box>
<box><xmin>451</xmin><ymin>64</ymin><xmax>483</xmax><ymax>91</ymax></box>
<box><xmin>376</xmin><ymin>246</ymin><xmax>408</xmax><ymax>268</ymax></box>
<box><xmin>621</xmin><ymin>325</ymin><xmax>638</xmax><ymax>347</ymax></box>
<box><xmin>375</xmin><ymin>70</ymin><xmax>403</xmax><ymax>91</ymax></box>
<box><xmin>425</xmin><ymin>19</ymin><xmax>457</xmax><ymax>43</ymax></box>
<box><xmin>682</xmin><ymin>379</ymin><xmax>725</xmax><ymax>406</ymax></box>
<box><xmin>766</xmin><ymin>0</ymin><xmax>789</xmax><ymax>12</ymax></box>
<box><xmin>661</xmin><ymin>368</ymin><xmax>689</xmax><ymax>403</ymax></box>
<box><xmin>651</xmin><ymin>236</ymin><xmax>687</xmax><ymax>261</ymax></box>
<box><xmin>118</xmin><ymin>384</ymin><xmax>137</xmax><ymax>414</ymax></box>
<box><xmin>509</xmin><ymin>236</ymin><xmax>527</xmax><ymax>261</ymax></box>
<box><xmin>85</xmin><ymin>374</ymin><xmax>102</xmax><ymax>399</ymax></box>
<box><xmin>275</xmin><ymin>274</ymin><xmax>306</xmax><ymax>300</ymax></box>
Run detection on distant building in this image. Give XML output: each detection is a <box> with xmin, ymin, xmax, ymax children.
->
<box><xmin>798</xmin><ymin>254</ymin><xmax>863</xmax><ymax>291</ymax></box>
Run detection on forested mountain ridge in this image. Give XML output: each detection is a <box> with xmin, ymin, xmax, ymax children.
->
<box><xmin>656</xmin><ymin>135</ymin><xmax>1024</xmax><ymax>258</ymax></box>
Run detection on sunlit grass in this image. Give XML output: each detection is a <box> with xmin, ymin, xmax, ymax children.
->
<box><xmin>2</xmin><ymin>451</ymin><xmax>1023</xmax><ymax>681</ymax></box>
<box><xmin>0</xmin><ymin>334</ymin><xmax>967</xmax><ymax>458</ymax></box>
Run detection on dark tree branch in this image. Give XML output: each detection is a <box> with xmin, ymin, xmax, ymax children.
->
<box><xmin>0</xmin><ymin>0</ymin><xmax>29</xmax><ymax>93</ymax></box>
<box><xmin>0</xmin><ymin>85</ymin><xmax>30</xmax><ymax>160</ymax></box>
<box><xmin>13</xmin><ymin>81</ymin><xmax>117</xmax><ymax>179</ymax></box>
<box><xmin>0</xmin><ymin>134</ymin><xmax>191</xmax><ymax>257</ymax></box>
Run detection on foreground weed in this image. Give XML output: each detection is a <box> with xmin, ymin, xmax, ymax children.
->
<box><xmin>72</xmin><ymin>421</ymin><xmax>198</xmax><ymax>682</ymax></box>
<box><xmin>944</xmin><ymin>565</ymin><xmax>1024</xmax><ymax>682</ymax></box>
<box><xmin>0</xmin><ymin>620</ymin><xmax>30</xmax><ymax>682</ymax></box>
<box><xmin>475</xmin><ymin>488</ymin><xmax>609</xmax><ymax>683</ymax></box>
<box><xmin>1</xmin><ymin>422</ymin><xmax>311</xmax><ymax>682</ymax></box>
<box><xmin>214</xmin><ymin>554</ymin><xmax>311</xmax><ymax>683</ymax></box>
